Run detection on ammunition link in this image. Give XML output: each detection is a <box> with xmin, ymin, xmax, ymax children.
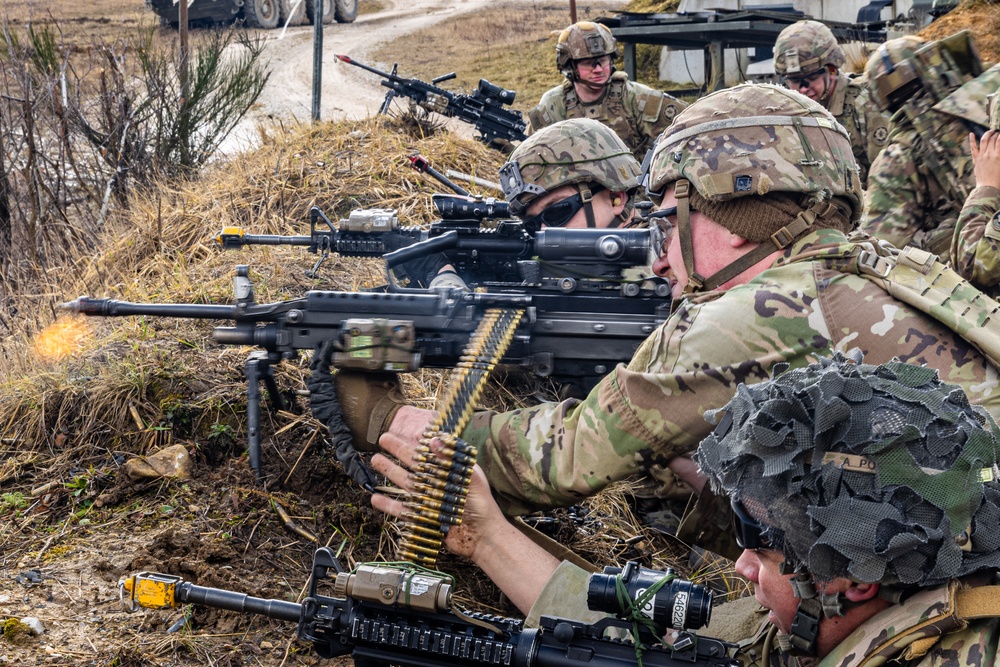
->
<box><xmin>396</xmin><ymin>308</ymin><xmax>524</xmax><ymax>566</ymax></box>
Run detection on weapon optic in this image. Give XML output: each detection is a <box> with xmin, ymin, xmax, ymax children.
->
<box><xmin>119</xmin><ymin>548</ymin><xmax>738</xmax><ymax>667</ymax></box>
<box><xmin>336</xmin><ymin>54</ymin><xmax>527</xmax><ymax>147</ymax></box>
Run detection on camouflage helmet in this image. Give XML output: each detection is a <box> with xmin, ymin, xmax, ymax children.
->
<box><xmin>556</xmin><ymin>22</ymin><xmax>617</xmax><ymax>80</ymax></box>
<box><xmin>499</xmin><ymin>118</ymin><xmax>641</xmax><ymax>215</ymax></box>
<box><xmin>864</xmin><ymin>35</ymin><xmax>926</xmax><ymax>112</ymax></box>
<box><xmin>646</xmin><ymin>83</ymin><xmax>863</xmax><ymax>222</ymax></box>
<box><xmin>697</xmin><ymin>352</ymin><xmax>1000</xmax><ymax>589</ymax></box>
<box><xmin>773</xmin><ymin>20</ymin><xmax>846</xmax><ymax>76</ymax></box>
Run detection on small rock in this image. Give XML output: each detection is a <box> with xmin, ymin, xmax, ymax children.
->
<box><xmin>122</xmin><ymin>444</ymin><xmax>193</xmax><ymax>481</ymax></box>
<box><xmin>260</xmin><ymin>641</ymin><xmax>274</xmax><ymax>649</ymax></box>
<box><xmin>20</xmin><ymin>617</ymin><xmax>44</xmax><ymax>635</ymax></box>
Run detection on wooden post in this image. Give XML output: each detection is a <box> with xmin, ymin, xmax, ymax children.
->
<box><xmin>569</xmin><ymin>0</ymin><xmax>577</xmax><ymax>24</ymax></box>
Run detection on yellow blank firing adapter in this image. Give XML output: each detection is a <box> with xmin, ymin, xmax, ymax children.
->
<box><xmin>216</xmin><ymin>227</ymin><xmax>245</xmax><ymax>246</ymax></box>
<box><xmin>119</xmin><ymin>572</ymin><xmax>183</xmax><ymax>613</ymax></box>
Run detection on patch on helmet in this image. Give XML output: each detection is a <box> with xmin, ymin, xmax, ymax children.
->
<box><xmin>585</xmin><ymin>33</ymin><xmax>604</xmax><ymax>55</ymax></box>
<box><xmin>757</xmin><ymin>173</ymin><xmax>773</xmax><ymax>195</ymax></box>
<box><xmin>784</xmin><ymin>49</ymin><xmax>801</xmax><ymax>74</ymax></box>
<box><xmin>735</xmin><ymin>175</ymin><xmax>753</xmax><ymax>192</ymax></box>
<box><xmin>872</xmin><ymin>126</ymin><xmax>888</xmax><ymax>145</ymax></box>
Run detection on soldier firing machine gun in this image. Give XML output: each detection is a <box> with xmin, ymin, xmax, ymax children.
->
<box><xmin>336</xmin><ymin>55</ymin><xmax>528</xmax><ymax>147</ymax></box>
<box><xmin>62</xmin><ymin>192</ymin><xmax>673</xmax><ymax>568</ymax></box>
<box><xmin>120</xmin><ymin>548</ymin><xmax>738</xmax><ymax>667</ymax></box>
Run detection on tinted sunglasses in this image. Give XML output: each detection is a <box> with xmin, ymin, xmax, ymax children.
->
<box><xmin>522</xmin><ymin>185</ymin><xmax>605</xmax><ymax>229</ymax></box>
<box><xmin>784</xmin><ymin>68</ymin><xmax>826</xmax><ymax>89</ymax></box>
<box><xmin>648</xmin><ymin>206</ymin><xmax>677</xmax><ymax>254</ymax></box>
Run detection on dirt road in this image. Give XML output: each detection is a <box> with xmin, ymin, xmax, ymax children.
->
<box><xmin>222</xmin><ymin>0</ymin><xmax>493</xmax><ymax>153</ymax></box>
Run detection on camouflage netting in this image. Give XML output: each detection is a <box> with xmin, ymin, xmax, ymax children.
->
<box><xmin>697</xmin><ymin>352</ymin><xmax>1000</xmax><ymax>587</ymax></box>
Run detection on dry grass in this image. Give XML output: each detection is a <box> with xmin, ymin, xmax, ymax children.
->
<box><xmin>622</xmin><ymin>0</ymin><xmax>680</xmax><ymax>12</ymax></box>
<box><xmin>0</xmin><ymin>0</ymin><xmax>149</xmax><ymax>42</ymax></box>
<box><xmin>0</xmin><ymin>118</ymin><xmax>535</xmax><ymax>552</ymax></box>
<box><xmin>918</xmin><ymin>0</ymin><xmax>1000</xmax><ymax>63</ymax></box>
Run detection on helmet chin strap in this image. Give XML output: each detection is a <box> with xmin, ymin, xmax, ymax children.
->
<box><xmin>818</xmin><ymin>68</ymin><xmax>836</xmax><ymax>105</ymax></box>
<box><xmin>674</xmin><ymin>179</ymin><xmax>837</xmax><ymax>297</ymax></box>
<box><xmin>577</xmin><ymin>183</ymin><xmax>598</xmax><ymax>228</ymax></box>
<box><xmin>780</xmin><ymin>565</ymin><xmax>868</xmax><ymax>658</ymax></box>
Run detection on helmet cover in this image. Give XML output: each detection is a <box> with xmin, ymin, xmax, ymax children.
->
<box><xmin>556</xmin><ymin>22</ymin><xmax>618</xmax><ymax>78</ymax></box>
<box><xmin>696</xmin><ymin>352</ymin><xmax>1000</xmax><ymax>587</ymax></box>
<box><xmin>646</xmin><ymin>83</ymin><xmax>862</xmax><ymax>222</ymax></box>
<box><xmin>773</xmin><ymin>20</ymin><xmax>846</xmax><ymax>76</ymax></box>
<box><xmin>499</xmin><ymin>118</ymin><xmax>641</xmax><ymax>214</ymax></box>
<box><xmin>864</xmin><ymin>35</ymin><xmax>926</xmax><ymax>112</ymax></box>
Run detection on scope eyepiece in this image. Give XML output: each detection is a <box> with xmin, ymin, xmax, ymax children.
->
<box><xmin>433</xmin><ymin>195</ymin><xmax>512</xmax><ymax>221</ymax></box>
<box><xmin>477</xmin><ymin>79</ymin><xmax>516</xmax><ymax>106</ymax></box>
<box><xmin>587</xmin><ymin>562</ymin><xmax>713</xmax><ymax>633</ymax></box>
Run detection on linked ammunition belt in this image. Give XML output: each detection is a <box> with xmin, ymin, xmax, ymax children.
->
<box><xmin>396</xmin><ymin>308</ymin><xmax>524</xmax><ymax>566</ymax></box>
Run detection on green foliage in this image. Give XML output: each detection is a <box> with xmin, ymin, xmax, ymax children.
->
<box><xmin>131</xmin><ymin>27</ymin><xmax>271</xmax><ymax>173</ymax></box>
<box><xmin>209</xmin><ymin>422</ymin><xmax>235</xmax><ymax>440</ymax></box>
<box><xmin>1</xmin><ymin>491</ymin><xmax>28</xmax><ymax>512</ymax></box>
<box><xmin>65</xmin><ymin>474</ymin><xmax>89</xmax><ymax>497</ymax></box>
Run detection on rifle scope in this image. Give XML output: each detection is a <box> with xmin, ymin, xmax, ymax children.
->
<box><xmin>477</xmin><ymin>79</ymin><xmax>516</xmax><ymax>105</ymax></box>
<box><xmin>433</xmin><ymin>194</ymin><xmax>511</xmax><ymax>221</ymax></box>
<box><xmin>587</xmin><ymin>562</ymin><xmax>713</xmax><ymax>633</ymax></box>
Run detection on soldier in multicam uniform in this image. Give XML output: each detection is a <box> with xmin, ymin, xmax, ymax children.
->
<box><xmin>772</xmin><ymin>20</ymin><xmax>889</xmax><ymax>186</ymax></box>
<box><xmin>525</xmin><ymin>22</ymin><xmax>685</xmax><ymax>161</ymax></box>
<box><xmin>499</xmin><ymin>117</ymin><xmax>643</xmax><ymax>230</ymax></box>
<box><xmin>697</xmin><ymin>353</ymin><xmax>1000</xmax><ymax>666</ymax></box>
<box><xmin>861</xmin><ymin>31</ymin><xmax>1000</xmax><ymax>263</ymax></box>
<box><xmin>951</xmin><ymin>94</ymin><xmax>1000</xmax><ymax>296</ymax></box>
<box><xmin>366</xmin><ymin>83</ymin><xmax>1000</xmax><ymax>624</ymax></box>
<box><xmin>337</xmin><ymin>117</ymin><xmax>645</xmax><ymax>450</ymax></box>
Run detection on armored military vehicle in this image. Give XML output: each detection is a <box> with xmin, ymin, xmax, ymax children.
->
<box><xmin>145</xmin><ymin>0</ymin><xmax>358</xmax><ymax>29</ymax></box>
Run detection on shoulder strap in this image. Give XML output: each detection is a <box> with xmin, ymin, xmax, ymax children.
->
<box><xmin>851</xmin><ymin>241</ymin><xmax>1000</xmax><ymax>367</ymax></box>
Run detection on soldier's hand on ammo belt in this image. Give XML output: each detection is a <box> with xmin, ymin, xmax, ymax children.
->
<box><xmin>334</xmin><ymin>371</ymin><xmax>407</xmax><ymax>452</ymax></box>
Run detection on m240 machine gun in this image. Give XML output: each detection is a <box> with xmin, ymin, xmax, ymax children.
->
<box><xmin>336</xmin><ymin>55</ymin><xmax>528</xmax><ymax>147</ymax></box>
<box><xmin>120</xmin><ymin>548</ymin><xmax>738</xmax><ymax>667</ymax></box>
<box><xmin>61</xmin><ymin>226</ymin><xmax>671</xmax><ymax>476</ymax></box>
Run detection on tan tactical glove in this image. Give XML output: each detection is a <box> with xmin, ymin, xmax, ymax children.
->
<box><xmin>334</xmin><ymin>371</ymin><xmax>407</xmax><ymax>452</ymax></box>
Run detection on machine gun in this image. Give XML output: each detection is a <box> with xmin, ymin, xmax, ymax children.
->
<box><xmin>119</xmin><ymin>548</ymin><xmax>738</xmax><ymax>667</ymax></box>
<box><xmin>336</xmin><ymin>55</ymin><xmax>528</xmax><ymax>147</ymax></box>
<box><xmin>61</xmin><ymin>226</ymin><xmax>671</xmax><ymax>476</ymax></box>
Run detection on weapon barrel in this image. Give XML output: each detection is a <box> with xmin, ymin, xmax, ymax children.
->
<box><xmin>223</xmin><ymin>234</ymin><xmax>315</xmax><ymax>248</ymax></box>
<box><xmin>59</xmin><ymin>297</ymin><xmax>237</xmax><ymax>320</ymax></box>
<box><xmin>175</xmin><ymin>581</ymin><xmax>302</xmax><ymax>623</ymax></box>
<box><xmin>335</xmin><ymin>54</ymin><xmax>396</xmax><ymax>81</ymax></box>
